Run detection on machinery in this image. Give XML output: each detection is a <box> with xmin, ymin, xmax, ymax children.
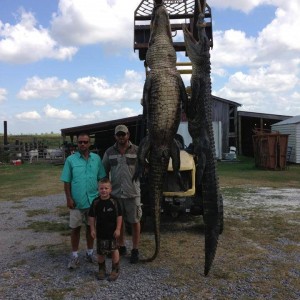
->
<box><xmin>162</xmin><ymin>148</ymin><xmax>199</xmax><ymax>218</ymax></box>
<box><xmin>139</xmin><ymin>134</ymin><xmax>203</xmax><ymax>220</ymax></box>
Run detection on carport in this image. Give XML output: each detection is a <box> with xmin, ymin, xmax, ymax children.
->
<box><xmin>61</xmin><ymin>115</ymin><xmax>146</xmax><ymax>157</ymax></box>
<box><xmin>238</xmin><ymin>111</ymin><xmax>291</xmax><ymax>156</ymax></box>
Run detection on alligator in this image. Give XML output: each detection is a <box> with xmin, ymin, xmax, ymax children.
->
<box><xmin>183</xmin><ymin>1</ymin><xmax>224</xmax><ymax>275</ymax></box>
<box><xmin>133</xmin><ymin>1</ymin><xmax>187</xmax><ymax>262</ymax></box>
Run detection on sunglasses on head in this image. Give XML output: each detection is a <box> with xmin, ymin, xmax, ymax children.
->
<box><xmin>78</xmin><ymin>141</ymin><xmax>89</xmax><ymax>144</ymax></box>
<box><xmin>116</xmin><ymin>132</ymin><xmax>126</xmax><ymax>137</ymax></box>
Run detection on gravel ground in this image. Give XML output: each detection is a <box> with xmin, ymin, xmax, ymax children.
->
<box><xmin>0</xmin><ymin>189</ymin><xmax>299</xmax><ymax>299</ymax></box>
<box><xmin>0</xmin><ymin>194</ymin><xmax>188</xmax><ymax>300</ymax></box>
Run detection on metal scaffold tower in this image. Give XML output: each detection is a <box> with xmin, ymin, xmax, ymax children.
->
<box><xmin>134</xmin><ymin>0</ymin><xmax>213</xmax><ymax>61</ymax></box>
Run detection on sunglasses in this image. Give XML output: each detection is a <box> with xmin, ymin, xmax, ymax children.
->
<box><xmin>78</xmin><ymin>141</ymin><xmax>89</xmax><ymax>144</ymax></box>
<box><xmin>116</xmin><ymin>132</ymin><xmax>127</xmax><ymax>137</ymax></box>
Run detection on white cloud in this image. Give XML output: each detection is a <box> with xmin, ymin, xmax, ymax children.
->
<box><xmin>68</xmin><ymin>92</ymin><xmax>80</xmax><ymax>102</ymax></box>
<box><xmin>211</xmin><ymin>2</ymin><xmax>300</xmax><ymax>67</ymax></box>
<box><xmin>122</xmin><ymin>70</ymin><xmax>144</xmax><ymax>100</ymax></box>
<box><xmin>81</xmin><ymin>111</ymin><xmax>103</xmax><ymax>120</ymax></box>
<box><xmin>51</xmin><ymin>0</ymin><xmax>140</xmax><ymax>47</ymax></box>
<box><xmin>0</xmin><ymin>0</ymin><xmax>143</xmax><ymax>64</ymax></box>
<box><xmin>291</xmin><ymin>91</ymin><xmax>300</xmax><ymax>101</ymax></box>
<box><xmin>80</xmin><ymin>107</ymin><xmax>138</xmax><ymax>121</ymax></box>
<box><xmin>0</xmin><ymin>88</ymin><xmax>7</xmax><ymax>103</ymax></box>
<box><xmin>92</xmin><ymin>100</ymin><xmax>106</xmax><ymax>106</ymax></box>
<box><xmin>211</xmin><ymin>1</ymin><xmax>300</xmax><ymax>116</ymax></box>
<box><xmin>73</xmin><ymin>70</ymin><xmax>144</xmax><ymax>103</ymax></box>
<box><xmin>226</xmin><ymin>67</ymin><xmax>298</xmax><ymax>93</ymax></box>
<box><xmin>255</xmin><ymin>3</ymin><xmax>300</xmax><ymax>62</ymax></box>
<box><xmin>16</xmin><ymin>70</ymin><xmax>144</xmax><ymax>106</ymax></box>
<box><xmin>18</xmin><ymin>76</ymin><xmax>71</xmax><ymax>100</ymax></box>
<box><xmin>15</xmin><ymin>111</ymin><xmax>41</xmax><ymax>120</ymax></box>
<box><xmin>211</xmin><ymin>30</ymin><xmax>256</xmax><ymax>68</ymax></box>
<box><xmin>106</xmin><ymin>107</ymin><xmax>141</xmax><ymax>119</ymax></box>
<box><xmin>215</xmin><ymin>82</ymin><xmax>298</xmax><ymax>115</ymax></box>
<box><xmin>43</xmin><ymin>104</ymin><xmax>75</xmax><ymax>119</ymax></box>
<box><xmin>67</xmin><ymin>106</ymin><xmax>141</xmax><ymax>127</ymax></box>
<box><xmin>75</xmin><ymin>76</ymin><xmax>124</xmax><ymax>101</ymax></box>
<box><xmin>0</xmin><ymin>9</ymin><xmax>77</xmax><ymax>64</ymax></box>
<box><xmin>68</xmin><ymin>106</ymin><xmax>141</xmax><ymax>129</ymax></box>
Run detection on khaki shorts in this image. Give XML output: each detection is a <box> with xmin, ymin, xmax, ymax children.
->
<box><xmin>69</xmin><ymin>208</ymin><xmax>90</xmax><ymax>229</ymax></box>
<box><xmin>117</xmin><ymin>197</ymin><xmax>142</xmax><ymax>224</ymax></box>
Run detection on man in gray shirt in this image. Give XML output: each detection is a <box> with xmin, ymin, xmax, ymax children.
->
<box><xmin>102</xmin><ymin>125</ymin><xmax>142</xmax><ymax>263</ymax></box>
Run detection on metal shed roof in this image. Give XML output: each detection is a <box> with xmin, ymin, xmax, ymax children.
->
<box><xmin>272</xmin><ymin>115</ymin><xmax>300</xmax><ymax>126</ymax></box>
<box><xmin>61</xmin><ymin>115</ymin><xmax>144</xmax><ymax>137</ymax></box>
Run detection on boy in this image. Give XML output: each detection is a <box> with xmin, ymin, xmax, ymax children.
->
<box><xmin>89</xmin><ymin>178</ymin><xmax>122</xmax><ymax>281</ymax></box>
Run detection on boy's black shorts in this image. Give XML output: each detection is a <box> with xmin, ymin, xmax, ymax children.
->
<box><xmin>97</xmin><ymin>239</ymin><xmax>118</xmax><ymax>255</ymax></box>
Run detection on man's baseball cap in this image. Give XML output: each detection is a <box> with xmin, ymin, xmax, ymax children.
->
<box><xmin>115</xmin><ymin>124</ymin><xmax>129</xmax><ymax>135</ymax></box>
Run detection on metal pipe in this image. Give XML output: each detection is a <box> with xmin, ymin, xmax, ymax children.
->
<box><xmin>3</xmin><ymin>121</ymin><xmax>8</xmax><ymax>145</ymax></box>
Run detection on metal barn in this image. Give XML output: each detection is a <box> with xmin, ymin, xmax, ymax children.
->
<box><xmin>271</xmin><ymin>115</ymin><xmax>300</xmax><ymax>164</ymax></box>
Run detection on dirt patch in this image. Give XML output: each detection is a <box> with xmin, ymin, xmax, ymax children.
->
<box><xmin>227</xmin><ymin>187</ymin><xmax>300</xmax><ymax>212</ymax></box>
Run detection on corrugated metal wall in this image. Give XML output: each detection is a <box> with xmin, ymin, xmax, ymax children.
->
<box><xmin>271</xmin><ymin>123</ymin><xmax>300</xmax><ymax>164</ymax></box>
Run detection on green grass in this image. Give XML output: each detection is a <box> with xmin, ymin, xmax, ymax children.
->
<box><xmin>26</xmin><ymin>220</ymin><xmax>69</xmax><ymax>234</ymax></box>
<box><xmin>9</xmin><ymin>259</ymin><xmax>27</xmax><ymax>268</ymax></box>
<box><xmin>0</xmin><ymin>162</ymin><xmax>63</xmax><ymax>201</ymax></box>
<box><xmin>45</xmin><ymin>288</ymin><xmax>76</xmax><ymax>300</ymax></box>
<box><xmin>26</xmin><ymin>209</ymin><xmax>49</xmax><ymax>217</ymax></box>
<box><xmin>0</xmin><ymin>133</ymin><xmax>63</xmax><ymax>148</ymax></box>
<box><xmin>55</xmin><ymin>205</ymin><xmax>69</xmax><ymax>217</ymax></box>
<box><xmin>218</xmin><ymin>156</ymin><xmax>300</xmax><ymax>188</ymax></box>
<box><xmin>45</xmin><ymin>243</ymin><xmax>69</xmax><ymax>257</ymax></box>
<box><xmin>1</xmin><ymin>155</ymin><xmax>299</xmax><ymax>203</ymax></box>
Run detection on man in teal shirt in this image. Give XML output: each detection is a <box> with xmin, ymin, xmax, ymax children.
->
<box><xmin>61</xmin><ymin>133</ymin><xmax>106</xmax><ymax>269</ymax></box>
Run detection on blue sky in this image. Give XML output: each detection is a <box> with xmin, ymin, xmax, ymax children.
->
<box><xmin>0</xmin><ymin>0</ymin><xmax>299</xmax><ymax>134</ymax></box>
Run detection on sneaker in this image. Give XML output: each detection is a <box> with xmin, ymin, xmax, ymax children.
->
<box><xmin>68</xmin><ymin>256</ymin><xmax>79</xmax><ymax>269</ymax></box>
<box><xmin>85</xmin><ymin>252</ymin><xmax>97</xmax><ymax>264</ymax></box>
<box><xmin>119</xmin><ymin>246</ymin><xmax>127</xmax><ymax>256</ymax></box>
<box><xmin>130</xmin><ymin>249</ymin><xmax>139</xmax><ymax>264</ymax></box>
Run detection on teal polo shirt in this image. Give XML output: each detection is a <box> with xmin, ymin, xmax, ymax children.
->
<box><xmin>60</xmin><ymin>151</ymin><xmax>106</xmax><ymax>209</ymax></box>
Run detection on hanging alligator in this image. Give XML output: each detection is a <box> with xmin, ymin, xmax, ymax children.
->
<box><xmin>133</xmin><ymin>1</ymin><xmax>188</xmax><ymax>262</ymax></box>
<box><xmin>183</xmin><ymin>0</ymin><xmax>224</xmax><ymax>275</ymax></box>
<box><xmin>133</xmin><ymin>0</ymin><xmax>222</xmax><ymax>276</ymax></box>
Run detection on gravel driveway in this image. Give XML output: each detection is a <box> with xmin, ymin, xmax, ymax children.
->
<box><xmin>0</xmin><ymin>189</ymin><xmax>299</xmax><ymax>299</ymax></box>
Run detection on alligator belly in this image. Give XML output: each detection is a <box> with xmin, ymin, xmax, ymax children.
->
<box><xmin>147</xmin><ymin>71</ymin><xmax>181</xmax><ymax>143</ymax></box>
